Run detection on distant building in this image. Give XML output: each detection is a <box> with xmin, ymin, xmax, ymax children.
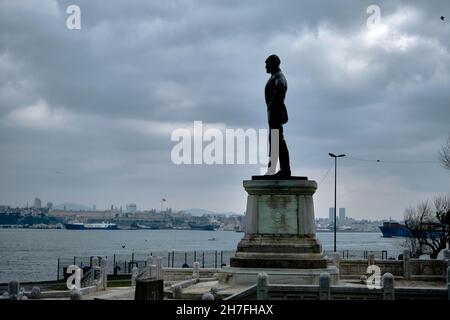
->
<box><xmin>339</xmin><ymin>208</ymin><xmax>346</xmax><ymax>223</ymax></box>
<box><xmin>328</xmin><ymin>208</ymin><xmax>335</xmax><ymax>224</ymax></box>
<box><xmin>47</xmin><ymin>202</ymin><xmax>53</xmax><ymax>210</ymax></box>
<box><xmin>33</xmin><ymin>198</ymin><xmax>42</xmax><ymax>209</ymax></box>
<box><xmin>125</xmin><ymin>203</ymin><xmax>137</xmax><ymax>214</ymax></box>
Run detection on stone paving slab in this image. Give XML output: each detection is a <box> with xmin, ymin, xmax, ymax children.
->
<box><xmin>84</xmin><ymin>287</ymin><xmax>135</xmax><ymax>300</ymax></box>
<box><xmin>178</xmin><ymin>280</ymin><xmax>252</xmax><ymax>299</ymax></box>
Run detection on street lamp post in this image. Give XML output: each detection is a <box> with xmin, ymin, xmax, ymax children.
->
<box><xmin>329</xmin><ymin>153</ymin><xmax>346</xmax><ymax>252</ymax></box>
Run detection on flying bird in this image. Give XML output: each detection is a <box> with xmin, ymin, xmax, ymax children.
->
<box><xmin>441</xmin><ymin>16</ymin><xmax>445</xmax><ymax>21</ymax></box>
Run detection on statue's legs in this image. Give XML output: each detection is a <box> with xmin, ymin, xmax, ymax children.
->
<box><xmin>267</xmin><ymin>126</ymin><xmax>290</xmax><ymax>175</ymax></box>
<box><xmin>279</xmin><ymin>127</ymin><xmax>290</xmax><ymax>172</ymax></box>
<box><xmin>266</xmin><ymin>128</ymin><xmax>279</xmax><ymax>174</ymax></box>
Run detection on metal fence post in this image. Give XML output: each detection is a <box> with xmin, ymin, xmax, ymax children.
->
<box><xmin>57</xmin><ymin>257</ymin><xmax>60</xmax><ymax>281</ymax></box>
<box><xmin>215</xmin><ymin>250</ymin><xmax>217</xmax><ymax>268</ymax></box>
<box><xmin>171</xmin><ymin>251</ymin><xmax>174</xmax><ymax>268</ymax></box>
<box><xmin>220</xmin><ymin>251</ymin><xmax>223</xmax><ymax>267</ymax></box>
<box><xmin>167</xmin><ymin>253</ymin><xmax>170</xmax><ymax>268</ymax></box>
<box><xmin>202</xmin><ymin>252</ymin><xmax>205</xmax><ymax>268</ymax></box>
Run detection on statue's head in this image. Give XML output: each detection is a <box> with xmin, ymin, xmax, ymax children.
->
<box><xmin>265</xmin><ymin>54</ymin><xmax>281</xmax><ymax>74</ymax></box>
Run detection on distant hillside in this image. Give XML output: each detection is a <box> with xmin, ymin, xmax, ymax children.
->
<box><xmin>54</xmin><ymin>203</ymin><xmax>91</xmax><ymax>211</ymax></box>
<box><xmin>181</xmin><ymin>208</ymin><xmax>243</xmax><ymax>216</ymax></box>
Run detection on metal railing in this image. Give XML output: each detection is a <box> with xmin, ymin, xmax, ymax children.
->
<box><xmin>57</xmin><ymin>250</ymin><xmax>236</xmax><ymax>280</ymax></box>
<box><xmin>323</xmin><ymin>250</ymin><xmax>399</xmax><ymax>260</ymax></box>
<box><xmin>56</xmin><ymin>249</ymin><xmax>402</xmax><ymax>280</ymax></box>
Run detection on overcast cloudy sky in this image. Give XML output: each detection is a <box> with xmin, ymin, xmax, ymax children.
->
<box><xmin>0</xmin><ymin>0</ymin><xmax>449</xmax><ymax>220</ymax></box>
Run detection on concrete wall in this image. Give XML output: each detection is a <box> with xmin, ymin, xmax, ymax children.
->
<box><xmin>339</xmin><ymin>259</ymin><xmax>447</xmax><ymax>280</ymax></box>
<box><xmin>226</xmin><ymin>284</ymin><xmax>448</xmax><ymax>300</ymax></box>
<box><xmin>162</xmin><ymin>268</ymin><xmax>220</xmax><ymax>281</ymax></box>
<box><xmin>340</xmin><ymin>260</ymin><xmax>403</xmax><ymax>277</ymax></box>
<box><xmin>410</xmin><ymin>259</ymin><xmax>446</xmax><ymax>277</ymax></box>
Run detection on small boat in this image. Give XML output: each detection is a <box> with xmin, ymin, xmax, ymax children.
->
<box><xmin>208</xmin><ymin>237</ymin><xmax>216</xmax><ymax>241</ymax></box>
<box><xmin>316</xmin><ymin>228</ymin><xmax>332</xmax><ymax>232</ymax></box>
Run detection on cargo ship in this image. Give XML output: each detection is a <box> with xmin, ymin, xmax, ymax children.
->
<box><xmin>378</xmin><ymin>221</ymin><xmax>411</xmax><ymax>237</ymax></box>
<box><xmin>379</xmin><ymin>221</ymin><xmax>445</xmax><ymax>238</ymax></box>
<box><xmin>64</xmin><ymin>222</ymin><xmax>118</xmax><ymax>230</ymax></box>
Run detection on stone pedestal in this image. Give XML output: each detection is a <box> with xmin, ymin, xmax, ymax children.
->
<box><xmin>224</xmin><ymin>177</ymin><xmax>338</xmax><ymax>285</ymax></box>
<box><xmin>230</xmin><ymin>177</ymin><xmax>327</xmax><ymax>269</ymax></box>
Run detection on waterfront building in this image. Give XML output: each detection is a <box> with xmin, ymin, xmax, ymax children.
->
<box><xmin>339</xmin><ymin>208</ymin><xmax>346</xmax><ymax>224</ymax></box>
<box><xmin>33</xmin><ymin>198</ymin><xmax>41</xmax><ymax>209</ymax></box>
<box><xmin>125</xmin><ymin>203</ymin><xmax>137</xmax><ymax>214</ymax></box>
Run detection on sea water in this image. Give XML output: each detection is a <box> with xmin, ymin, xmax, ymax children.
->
<box><xmin>0</xmin><ymin>229</ymin><xmax>405</xmax><ymax>283</ymax></box>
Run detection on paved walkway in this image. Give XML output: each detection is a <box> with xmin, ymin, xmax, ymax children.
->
<box><xmin>70</xmin><ymin>279</ymin><xmax>448</xmax><ymax>300</ymax></box>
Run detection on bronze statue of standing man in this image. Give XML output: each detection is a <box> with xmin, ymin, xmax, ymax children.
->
<box><xmin>264</xmin><ymin>54</ymin><xmax>291</xmax><ymax>177</ymax></box>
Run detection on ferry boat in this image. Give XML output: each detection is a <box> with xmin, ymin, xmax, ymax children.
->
<box><xmin>64</xmin><ymin>222</ymin><xmax>118</xmax><ymax>230</ymax></box>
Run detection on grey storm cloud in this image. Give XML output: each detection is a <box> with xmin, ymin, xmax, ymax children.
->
<box><xmin>0</xmin><ymin>0</ymin><xmax>449</xmax><ymax>218</ymax></box>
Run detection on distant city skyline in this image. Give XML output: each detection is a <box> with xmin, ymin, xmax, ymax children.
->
<box><xmin>1</xmin><ymin>1</ymin><xmax>449</xmax><ymax>220</ymax></box>
<box><xmin>1</xmin><ymin>198</ymin><xmax>388</xmax><ymax>221</ymax></box>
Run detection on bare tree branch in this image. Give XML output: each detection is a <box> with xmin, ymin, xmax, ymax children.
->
<box><xmin>439</xmin><ymin>133</ymin><xmax>450</xmax><ymax>170</ymax></box>
<box><xmin>404</xmin><ymin>195</ymin><xmax>450</xmax><ymax>259</ymax></box>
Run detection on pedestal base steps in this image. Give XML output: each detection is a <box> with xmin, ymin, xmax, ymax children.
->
<box><xmin>230</xmin><ymin>234</ymin><xmax>327</xmax><ymax>269</ymax></box>
<box><xmin>220</xmin><ymin>266</ymin><xmax>339</xmax><ymax>286</ymax></box>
